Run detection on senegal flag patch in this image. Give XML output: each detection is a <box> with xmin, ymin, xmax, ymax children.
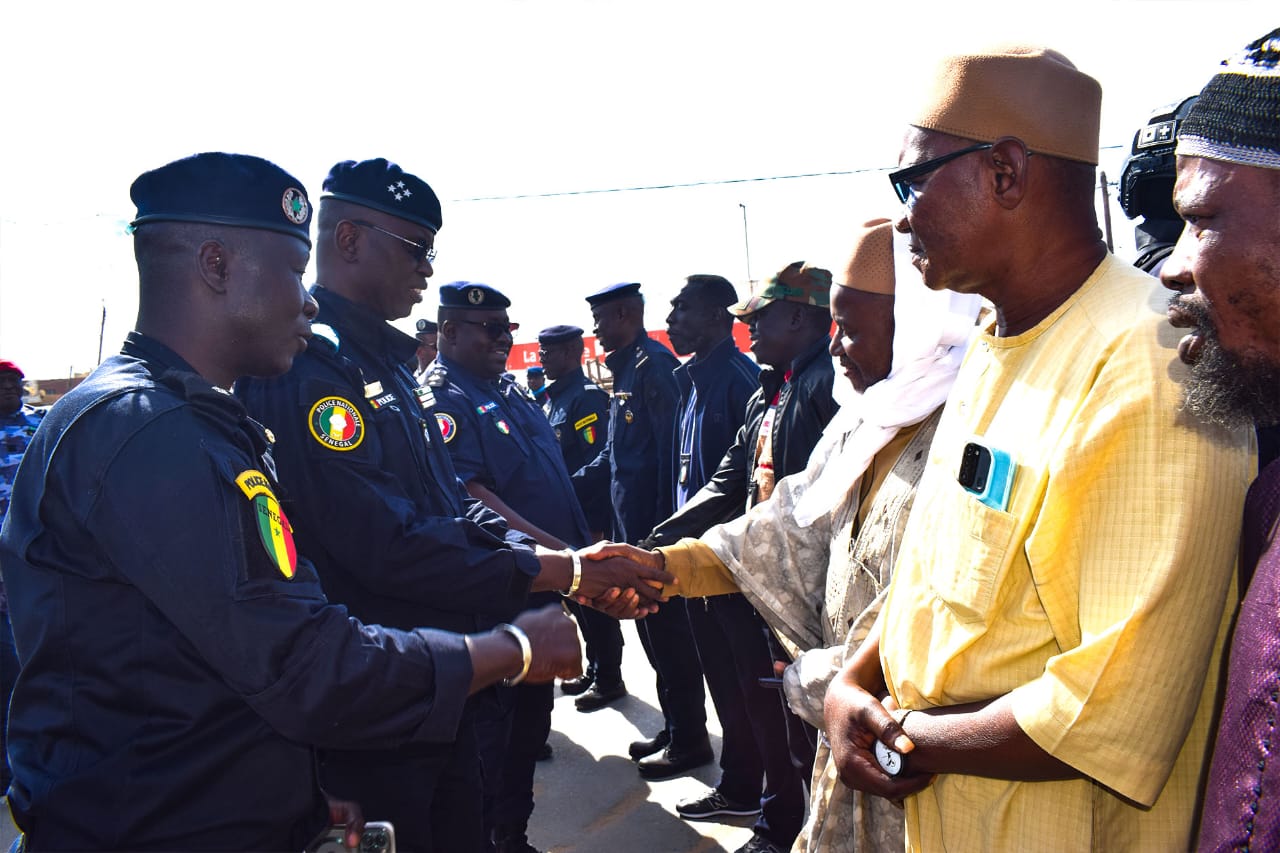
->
<box><xmin>235</xmin><ymin>469</ymin><xmax>298</xmax><ymax>579</ymax></box>
<box><xmin>582</xmin><ymin>425</ymin><xmax>597</xmax><ymax>444</ymax></box>
<box><xmin>308</xmin><ymin>396</ymin><xmax>365</xmax><ymax>451</ymax></box>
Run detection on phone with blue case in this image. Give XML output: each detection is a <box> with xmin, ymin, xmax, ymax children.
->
<box><xmin>958</xmin><ymin>442</ymin><xmax>1015</xmax><ymax>511</ymax></box>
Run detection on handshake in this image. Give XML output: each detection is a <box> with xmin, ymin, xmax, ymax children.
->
<box><xmin>564</xmin><ymin>541</ymin><xmax>675</xmax><ymax>620</ymax></box>
<box><xmin>485</xmin><ymin>542</ymin><xmax>676</xmax><ymax>691</ymax></box>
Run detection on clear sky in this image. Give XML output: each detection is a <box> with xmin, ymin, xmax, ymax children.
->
<box><xmin>1</xmin><ymin>1</ymin><xmax>1275</xmax><ymax>381</ymax></box>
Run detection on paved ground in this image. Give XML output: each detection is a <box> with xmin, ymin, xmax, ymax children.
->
<box><xmin>0</xmin><ymin>622</ymin><xmax>762</xmax><ymax>853</ymax></box>
<box><xmin>529</xmin><ymin>620</ymin><xmax>758</xmax><ymax>853</ymax></box>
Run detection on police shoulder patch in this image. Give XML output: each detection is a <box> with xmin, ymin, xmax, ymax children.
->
<box><xmin>574</xmin><ymin>413</ymin><xmax>598</xmax><ymax>431</ymax></box>
<box><xmin>436</xmin><ymin>412</ymin><xmax>458</xmax><ymax>443</ymax></box>
<box><xmin>235</xmin><ymin>469</ymin><xmax>298</xmax><ymax>579</ymax></box>
<box><xmin>308</xmin><ymin>396</ymin><xmax>365</xmax><ymax>451</ymax></box>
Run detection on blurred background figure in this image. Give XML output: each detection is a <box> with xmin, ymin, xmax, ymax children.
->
<box><xmin>0</xmin><ymin>358</ymin><xmax>42</xmax><ymax>798</ymax></box>
<box><xmin>1118</xmin><ymin>95</ymin><xmax>1197</xmax><ymax>276</ymax></box>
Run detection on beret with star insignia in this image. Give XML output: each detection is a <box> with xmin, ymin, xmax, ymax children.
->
<box><xmin>321</xmin><ymin>158</ymin><xmax>442</xmax><ymax>233</ymax></box>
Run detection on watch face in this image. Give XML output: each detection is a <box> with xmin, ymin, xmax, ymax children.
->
<box><xmin>874</xmin><ymin>739</ymin><xmax>905</xmax><ymax>777</ymax></box>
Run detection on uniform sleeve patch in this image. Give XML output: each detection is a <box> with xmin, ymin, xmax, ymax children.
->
<box><xmin>308</xmin><ymin>396</ymin><xmax>365</xmax><ymax>451</ymax></box>
<box><xmin>574</xmin><ymin>413</ymin><xmax>599</xmax><ymax>431</ymax></box>
<box><xmin>235</xmin><ymin>469</ymin><xmax>298</xmax><ymax>579</ymax></box>
<box><xmin>436</xmin><ymin>412</ymin><xmax>458</xmax><ymax>443</ymax></box>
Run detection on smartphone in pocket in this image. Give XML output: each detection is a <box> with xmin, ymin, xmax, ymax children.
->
<box><xmin>958</xmin><ymin>442</ymin><xmax>1015</xmax><ymax>511</ymax></box>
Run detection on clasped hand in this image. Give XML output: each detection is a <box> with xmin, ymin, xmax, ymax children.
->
<box><xmin>572</xmin><ymin>541</ymin><xmax>674</xmax><ymax>618</ymax></box>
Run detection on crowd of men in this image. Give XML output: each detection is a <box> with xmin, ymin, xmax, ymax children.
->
<box><xmin>0</xmin><ymin>23</ymin><xmax>1277</xmax><ymax>853</ymax></box>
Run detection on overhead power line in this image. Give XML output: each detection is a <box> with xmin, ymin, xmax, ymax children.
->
<box><xmin>452</xmin><ymin>144</ymin><xmax>1126</xmax><ymax>203</ymax></box>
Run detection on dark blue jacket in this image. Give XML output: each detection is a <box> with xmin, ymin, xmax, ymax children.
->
<box><xmin>235</xmin><ymin>286</ymin><xmax>539</xmax><ymax>635</ymax></box>
<box><xmin>672</xmin><ymin>335</ymin><xmax>759</xmax><ymax>509</ymax></box>
<box><xmin>0</xmin><ymin>333</ymin><xmax>472</xmax><ymax>851</ymax></box>
<box><xmin>647</xmin><ymin>334</ymin><xmax>838</xmax><ymax>546</ymax></box>
<box><xmin>544</xmin><ymin>368</ymin><xmax>611</xmax><ymax>532</ymax></box>
<box><xmin>574</xmin><ymin>332</ymin><xmax>679</xmax><ymax>545</ymax></box>
<box><xmin>428</xmin><ymin>354</ymin><xmax>592</xmax><ymax>550</ymax></box>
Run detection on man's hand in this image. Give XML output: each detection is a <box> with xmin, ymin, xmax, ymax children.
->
<box><xmin>573</xmin><ymin>541</ymin><xmax>674</xmax><ymax>605</ymax></box>
<box><xmin>823</xmin><ymin>667</ymin><xmax>934</xmax><ymax>801</ymax></box>
<box><xmin>579</xmin><ymin>586</ymin><xmax>659</xmax><ymax>619</ymax></box>
<box><xmin>513</xmin><ymin>604</ymin><xmax>584</xmax><ymax>683</ymax></box>
<box><xmin>324</xmin><ymin>795</ymin><xmax>365</xmax><ymax>850</ymax></box>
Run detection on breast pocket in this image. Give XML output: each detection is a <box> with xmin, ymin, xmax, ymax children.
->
<box><xmin>926</xmin><ymin>483</ymin><xmax>1019</xmax><ymax>624</ymax></box>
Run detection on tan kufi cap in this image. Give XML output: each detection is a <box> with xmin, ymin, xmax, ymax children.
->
<box><xmin>909</xmin><ymin>44</ymin><xmax>1102</xmax><ymax>164</ymax></box>
<box><xmin>839</xmin><ymin>219</ymin><xmax>895</xmax><ymax>295</ymax></box>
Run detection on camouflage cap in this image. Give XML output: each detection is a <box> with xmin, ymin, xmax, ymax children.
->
<box><xmin>729</xmin><ymin>262</ymin><xmax>832</xmax><ymax>317</ymax></box>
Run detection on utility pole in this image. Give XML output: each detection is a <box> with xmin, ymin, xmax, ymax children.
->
<box><xmin>739</xmin><ymin>203</ymin><xmax>753</xmax><ymax>284</ymax></box>
<box><xmin>97</xmin><ymin>302</ymin><xmax>107</xmax><ymax>365</ymax></box>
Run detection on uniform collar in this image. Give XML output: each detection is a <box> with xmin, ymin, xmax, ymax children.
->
<box><xmin>436</xmin><ymin>352</ymin><xmax>503</xmax><ymax>390</ymax></box>
<box><xmin>546</xmin><ymin>367</ymin><xmax>587</xmax><ymax>401</ymax></box>
<box><xmin>312</xmin><ymin>285</ymin><xmax>418</xmax><ymax>365</ymax></box>
<box><xmin>604</xmin><ymin>330</ymin><xmax>650</xmax><ymax>373</ymax></box>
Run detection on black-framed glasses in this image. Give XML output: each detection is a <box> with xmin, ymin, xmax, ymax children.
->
<box><xmin>458</xmin><ymin>320</ymin><xmax>520</xmax><ymax>341</ymax></box>
<box><xmin>888</xmin><ymin>142</ymin><xmax>995</xmax><ymax>204</ymax></box>
<box><xmin>353</xmin><ymin>220</ymin><xmax>437</xmax><ymax>264</ymax></box>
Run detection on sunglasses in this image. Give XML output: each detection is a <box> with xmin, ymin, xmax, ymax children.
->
<box><xmin>458</xmin><ymin>320</ymin><xmax>520</xmax><ymax>341</ymax></box>
<box><xmin>353</xmin><ymin>220</ymin><xmax>437</xmax><ymax>264</ymax></box>
<box><xmin>888</xmin><ymin>142</ymin><xmax>994</xmax><ymax>204</ymax></box>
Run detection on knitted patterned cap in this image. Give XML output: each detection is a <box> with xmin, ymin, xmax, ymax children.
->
<box><xmin>1177</xmin><ymin>28</ymin><xmax>1280</xmax><ymax>170</ymax></box>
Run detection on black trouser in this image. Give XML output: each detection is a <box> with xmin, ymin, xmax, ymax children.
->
<box><xmin>320</xmin><ymin>717</ymin><xmax>484</xmax><ymax>853</ymax></box>
<box><xmin>635</xmin><ymin>596</ymin><xmax>708</xmax><ymax>748</ymax></box>
<box><xmin>688</xmin><ymin>593</ymin><xmax>808</xmax><ymax>847</ymax></box>
<box><xmin>475</xmin><ymin>680</ymin><xmax>554</xmax><ymax>846</ymax></box>
<box><xmin>567</xmin><ymin>601</ymin><xmax>624</xmax><ymax>686</ymax></box>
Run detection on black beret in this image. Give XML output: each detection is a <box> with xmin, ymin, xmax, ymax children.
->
<box><xmin>585</xmin><ymin>281</ymin><xmax>643</xmax><ymax>307</ymax></box>
<box><xmin>415</xmin><ymin>318</ymin><xmax>438</xmax><ymax>335</ymax></box>
<box><xmin>321</xmin><ymin>158</ymin><xmax>442</xmax><ymax>233</ymax></box>
<box><xmin>439</xmin><ymin>281</ymin><xmax>511</xmax><ymax>309</ymax></box>
<box><xmin>130</xmin><ymin>152</ymin><xmax>312</xmax><ymax>246</ymax></box>
<box><xmin>538</xmin><ymin>325</ymin><xmax>584</xmax><ymax>345</ymax></box>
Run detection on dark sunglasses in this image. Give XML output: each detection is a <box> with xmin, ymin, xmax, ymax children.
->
<box><xmin>458</xmin><ymin>320</ymin><xmax>520</xmax><ymax>341</ymax></box>
<box><xmin>888</xmin><ymin>142</ymin><xmax>994</xmax><ymax>204</ymax></box>
<box><xmin>353</xmin><ymin>219</ymin><xmax>437</xmax><ymax>264</ymax></box>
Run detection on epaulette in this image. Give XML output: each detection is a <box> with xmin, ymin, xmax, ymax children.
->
<box><xmin>308</xmin><ymin>323</ymin><xmax>341</xmax><ymax>357</ymax></box>
<box><xmin>424</xmin><ymin>362</ymin><xmax>449</xmax><ymax>388</ymax></box>
<box><xmin>584</xmin><ymin>382</ymin><xmax>606</xmax><ymax>394</ymax></box>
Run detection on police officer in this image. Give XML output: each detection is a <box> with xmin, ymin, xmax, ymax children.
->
<box><xmin>538</xmin><ymin>325</ymin><xmax>623</xmax><ymax>700</ymax></box>
<box><xmin>0</xmin><ymin>152</ymin><xmax>584</xmax><ymax>851</ymax></box>
<box><xmin>413</xmin><ymin>317</ymin><xmax>439</xmax><ymax>380</ymax></box>
<box><xmin>576</xmin><ymin>282</ymin><xmax>713</xmax><ymax>775</ymax></box>
<box><xmin>524</xmin><ymin>365</ymin><xmax>549</xmax><ymax>406</ymax></box>
<box><xmin>234</xmin><ymin>160</ymin><xmax>670</xmax><ymax>852</ymax></box>
<box><xmin>428</xmin><ymin>283</ymin><xmax>593</xmax><ymax>853</ymax></box>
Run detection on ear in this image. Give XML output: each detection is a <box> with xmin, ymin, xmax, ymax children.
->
<box><xmin>439</xmin><ymin>318</ymin><xmax>459</xmax><ymax>344</ymax></box>
<box><xmin>787</xmin><ymin>304</ymin><xmax>804</xmax><ymax>330</ymax></box>
<box><xmin>197</xmin><ymin>240</ymin><xmax>229</xmax><ymax>293</ymax></box>
<box><xmin>989</xmin><ymin>137</ymin><xmax>1031</xmax><ymax>210</ymax></box>
<box><xmin>334</xmin><ymin>219</ymin><xmax>362</xmax><ymax>261</ymax></box>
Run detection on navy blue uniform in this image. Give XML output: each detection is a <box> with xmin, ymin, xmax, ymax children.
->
<box><xmin>0</xmin><ymin>333</ymin><xmax>473</xmax><ymax>851</ymax></box>
<box><xmin>545</xmin><ymin>368</ymin><xmax>611</xmax><ymax>532</ymax></box>
<box><xmin>575</xmin><ymin>333</ymin><xmax>707</xmax><ymax>747</ymax></box>
<box><xmin>429</xmin><ymin>355</ymin><xmax>587</xmax><ymax>842</ymax></box>
<box><xmin>546</xmin><ymin>368</ymin><xmax>623</xmax><ymax>691</ymax></box>
<box><xmin>236</xmin><ymin>286</ymin><xmax>539</xmax><ymax>852</ymax></box>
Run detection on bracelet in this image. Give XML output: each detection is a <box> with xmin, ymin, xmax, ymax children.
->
<box><xmin>563</xmin><ymin>550</ymin><xmax>583</xmax><ymax>597</ymax></box>
<box><xmin>496</xmin><ymin>623</ymin><xmax>532</xmax><ymax>687</ymax></box>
